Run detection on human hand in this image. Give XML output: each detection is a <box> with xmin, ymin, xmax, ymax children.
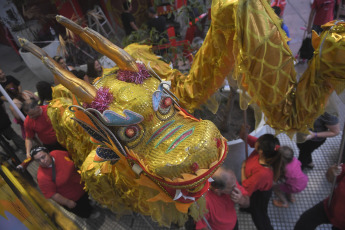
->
<box><xmin>230</xmin><ymin>186</ymin><xmax>243</xmax><ymax>203</ymax></box>
<box><xmin>239</xmin><ymin>124</ymin><xmax>250</xmax><ymax>140</ymax></box>
<box><xmin>305</xmin><ymin>131</ymin><xmax>315</xmax><ymax>140</ymax></box>
<box><xmin>307</xmin><ymin>26</ymin><xmax>312</xmax><ymax>34</ymax></box>
<box><xmin>16</xmin><ymin>164</ymin><xmax>24</xmax><ymax>172</ymax></box>
<box><xmin>66</xmin><ymin>200</ymin><xmax>77</xmax><ymax>209</ymax></box>
<box><xmin>330</xmin><ymin>164</ymin><xmax>342</xmax><ymax>177</ymax></box>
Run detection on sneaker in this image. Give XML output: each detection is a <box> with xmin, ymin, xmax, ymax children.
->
<box><xmin>306</xmin><ymin>162</ymin><xmax>315</xmax><ymax>169</ymax></box>
<box><xmin>89</xmin><ymin>211</ymin><xmax>100</xmax><ymax>219</ymax></box>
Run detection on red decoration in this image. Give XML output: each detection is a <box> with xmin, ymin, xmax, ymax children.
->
<box><xmin>191</xmin><ymin>162</ymin><xmax>199</xmax><ymax>172</ymax></box>
<box><xmin>162</xmin><ymin>97</ymin><xmax>173</xmax><ymax>108</ymax></box>
<box><xmin>125</xmin><ymin>126</ymin><xmax>136</xmax><ymax>138</ymax></box>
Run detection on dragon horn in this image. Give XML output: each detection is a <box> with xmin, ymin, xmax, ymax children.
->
<box><xmin>19</xmin><ymin>38</ymin><xmax>97</xmax><ymax>103</ymax></box>
<box><xmin>56</xmin><ymin>15</ymin><xmax>139</xmax><ymax>72</ymax></box>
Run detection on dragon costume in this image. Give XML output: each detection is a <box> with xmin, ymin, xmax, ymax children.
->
<box><xmin>19</xmin><ymin>0</ymin><xmax>345</xmax><ymax>227</ymax></box>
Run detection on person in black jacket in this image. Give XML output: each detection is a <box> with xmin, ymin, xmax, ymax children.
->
<box><xmin>147</xmin><ymin>7</ymin><xmax>168</xmax><ymax>44</ymax></box>
<box><xmin>121</xmin><ymin>1</ymin><xmax>138</xmax><ymax>36</ymax></box>
<box><xmin>0</xmin><ymin>99</ymin><xmax>25</xmax><ymax>153</ymax></box>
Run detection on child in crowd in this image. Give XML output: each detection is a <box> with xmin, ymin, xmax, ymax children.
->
<box><xmin>273</xmin><ymin>146</ymin><xmax>308</xmax><ymax>208</ymax></box>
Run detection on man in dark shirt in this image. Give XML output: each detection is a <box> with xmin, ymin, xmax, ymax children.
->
<box><xmin>121</xmin><ymin>1</ymin><xmax>138</xmax><ymax>36</ymax></box>
<box><xmin>147</xmin><ymin>7</ymin><xmax>168</xmax><ymax>44</ymax></box>
<box><xmin>0</xmin><ymin>68</ymin><xmax>21</xmax><ymax>101</ymax></box>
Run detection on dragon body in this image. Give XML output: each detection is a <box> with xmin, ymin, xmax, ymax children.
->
<box><xmin>19</xmin><ymin>0</ymin><xmax>345</xmax><ymax>226</ymax></box>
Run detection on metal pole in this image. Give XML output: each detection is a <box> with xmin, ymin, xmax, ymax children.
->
<box><xmin>328</xmin><ymin>122</ymin><xmax>345</xmax><ymax>207</ymax></box>
<box><xmin>244</xmin><ymin>109</ymin><xmax>249</xmax><ymax>159</ymax></box>
<box><xmin>194</xmin><ymin>198</ymin><xmax>212</xmax><ymax>230</ymax></box>
<box><xmin>0</xmin><ymin>85</ymin><xmax>26</xmax><ymax>121</ymax></box>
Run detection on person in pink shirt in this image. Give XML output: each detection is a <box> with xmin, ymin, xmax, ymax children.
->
<box><xmin>195</xmin><ymin>167</ymin><xmax>249</xmax><ymax>230</ymax></box>
<box><xmin>273</xmin><ymin>146</ymin><xmax>308</xmax><ymax>208</ymax></box>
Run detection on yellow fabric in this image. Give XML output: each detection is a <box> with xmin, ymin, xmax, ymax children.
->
<box><xmin>123</xmin><ymin>0</ymin><xmax>238</xmax><ymax>114</ymax></box>
<box><xmin>81</xmin><ymin>150</ymin><xmax>207</xmax><ymax>227</ymax></box>
<box><xmin>48</xmin><ymin>65</ymin><xmax>223</xmax><ymax>227</ymax></box>
<box><xmin>295</xmin><ymin>21</ymin><xmax>345</xmax><ymax>132</ymax></box>
<box><xmin>48</xmin><ymin>85</ymin><xmax>97</xmax><ymax>167</ymax></box>
<box><xmin>44</xmin><ymin>0</ymin><xmax>345</xmax><ymax>227</ymax></box>
<box><xmin>233</xmin><ymin>1</ymin><xmax>345</xmax><ymax>135</ymax></box>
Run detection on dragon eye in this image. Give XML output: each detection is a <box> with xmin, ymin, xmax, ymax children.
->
<box><xmin>158</xmin><ymin>97</ymin><xmax>173</xmax><ymax>115</ymax></box>
<box><xmin>162</xmin><ymin>97</ymin><xmax>172</xmax><ymax>108</ymax></box>
<box><xmin>118</xmin><ymin>125</ymin><xmax>140</xmax><ymax>142</ymax></box>
<box><xmin>125</xmin><ymin>126</ymin><xmax>136</xmax><ymax>138</ymax></box>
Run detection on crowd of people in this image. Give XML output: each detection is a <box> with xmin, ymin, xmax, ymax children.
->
<box><xmin>0</xmin><ymin>0</ymin><xmax>344</xmax><ymax>229</ymax></box>
<box><xmin>0</xmin><ymin>58</ymin><xmax>103</xmax><ymax>219</ymax></box>
<box><xmin>194</xmin><ymin>120</ymin><xmax>342</xmax><ymax>230</ymax></box>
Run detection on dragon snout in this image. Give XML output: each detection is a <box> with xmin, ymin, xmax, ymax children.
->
<box><xmin>143</xmin><ymin>120</ymin><xmax>226</xmax><ymax>179</ymax></box>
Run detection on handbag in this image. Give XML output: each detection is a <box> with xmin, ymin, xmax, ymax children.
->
<box><xmin>298</xmin><ymin>36</ymin><xmax>314</xmax><ymax>60</ymax></box>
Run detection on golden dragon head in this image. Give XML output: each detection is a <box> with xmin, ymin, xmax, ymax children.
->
<box><xmin>19</xmin><ymin>16</ymin><xmax>227</xmax><ymax>209</ymax></box>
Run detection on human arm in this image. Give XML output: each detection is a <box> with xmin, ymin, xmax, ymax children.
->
<box><xmin>239</xmin><ymin>124</ymin><xmax>257</xmax><ymax>147</ymax></box>
<box><xmin>306</xmin><ymin>123</ymin><xmax>340</xmax><ymax>140</ymax></box>
<box><xmin>307</xmin><ymin>8</ymin><xmax>316</xmax><ymax>33</ymax></box>
<box><xmin>9</xmin><ymin>105</ymin><xmax>20</xmax><ymax>120</ymax></box>
<box><xmin>130</xmin><ymin>21</ymin><xmax>139</xmax><ymax>31</ymax></box>
<box><xmin>25</xmin><ymin>138</ymin><xmax>34</xmax><ymax>158</ymax></box>
<box><xmin>231</xmin><ymin>186</ymin><xmax>250</xmax><ymax>208</ymax></box>
<box><xmin>51</xmin><ymin>193</ymin><xmax>76</xmax><ymax>209</ymax></box>
<box><xmin>22</xmin><ymin>90</ymin><xmax>39</xmax><ymax>100</ymax></box>
<box><xmin>241</xmin><ymin>161</ymin><xmax>247</xmax><ymax>181</ymax></box>
<box><xmin>326</xmin><ymin>164</ymin><xmax>343</xmax><ymax>183</ymax></box>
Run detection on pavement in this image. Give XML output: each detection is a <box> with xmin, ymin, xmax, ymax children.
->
<box><xmin>0</xmin><ymin>0</ymin><xmax>345</xmax><ymax>229</ymax></box>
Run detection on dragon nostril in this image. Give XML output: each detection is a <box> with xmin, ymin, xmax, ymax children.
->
<box><xmin>191</xmin><ymin>162</ymin><xmax>199</xmax><ymax>172</ymax></box>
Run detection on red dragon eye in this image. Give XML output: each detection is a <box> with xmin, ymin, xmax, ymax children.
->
<box><xmin>125</xmin><ymin>126</ymin><xmax>136</xmax><ymax>138</ymax></box>
<box><xmin>162</xmin><ymin>97</ymin><xmax>172</xmax><ymax>108</ymax></box>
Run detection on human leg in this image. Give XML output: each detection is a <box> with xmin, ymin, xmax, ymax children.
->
<box><xmin>249</xmin><ymin>190</ymin><xmax>273</xmax><ymax>230</ymax></box>
<box><xmin>294</xmin><ymin>201</ymin><xmax>330</xmax><ymax>230</ymax></box>
<box><xmin>273</xmin><ymin>184</ymin><xmax>288</xmax><ymax>207</ymax></box>
<box><xmin>67</xmin><ymin>193</ymin><xmax>93</xmax><ymax>218</ymax></box>
<box><xmin>286</xmin><ymin>193</ymin><xmax>295</xmax><ymax>203</ymax></box>
<box><xmin>2</xmin><ymin>126</ymin><xmax>25</xmax><ymax>152</ymax></box>
<box><xmin>297</xmin><ymin>140</ymin><xmax>325</xmax><ymax>169</ymax></box>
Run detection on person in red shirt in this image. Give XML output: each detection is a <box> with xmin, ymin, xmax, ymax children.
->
<box><xmin>307</xmin><ymin>0</ymin><xmax>340</xmax><ymax>34</ymax></box>
<box><xmin>22</xmin><ymin>98</ymin><xmax>64</xmax><ymax>158</ymax></box>
<box><xmin>294</xmin><ymin>163</ymin><xmax>345</xmax><ymax>230</ymax></box>
<box><xmin>196</xmin><ymin>167</ymin><xmax>249</xmax><ymax>230</ymax></box>
<box><xmin>239</xmin><ymin>125</ymin><xmax>283</xmax><ymax>230</ymax></box>
<box><xmin>31</xmin><ymin>146</ymin><xmax>98</xmax><ymax>218</ymax></box>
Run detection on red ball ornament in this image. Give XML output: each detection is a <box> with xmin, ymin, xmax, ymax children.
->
<box><xmin>162</xmin><ymin>97</ymin><xmax>172</xmax><ymax>108</ymax></box>
<box><xmin>125</xmin><ymin>127</ymin><xmax>136</xmax><ymax>138</ymax></box>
